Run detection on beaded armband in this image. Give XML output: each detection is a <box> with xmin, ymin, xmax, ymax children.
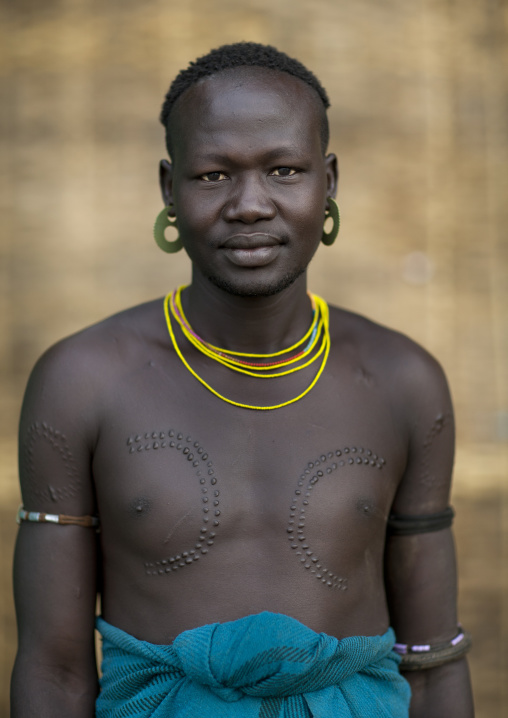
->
<box><xmin>16</xmin><ymin>506</ymin><xmax>100</xmax><ymax>529</ymax></box>
<box><xmin>394</xmin><ymin>626</ymin><xmax>472</xmax><ymax>670</ymax></box>
<box><xmin>387</xmin><ymin>506</ymin><xmax>454</xmax><ymax>536</ymax></box>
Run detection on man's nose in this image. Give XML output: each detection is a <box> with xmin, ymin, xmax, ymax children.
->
<box><xmin>222</xmin><ymin>175</ymin><xmax>277</xmax><ymax>223</ymax></box>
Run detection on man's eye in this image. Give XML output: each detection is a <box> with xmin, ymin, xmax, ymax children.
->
<box><xmin>200</xmin><ymin>171</ymin><xmax>228</xmax><ymax>182</ymax></box>
<box><xmin>270</xmin><ymin>167</ymin><xmax>297</xmax><ymax>177</ymax></box>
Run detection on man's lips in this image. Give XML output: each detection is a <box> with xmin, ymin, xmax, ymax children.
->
<box><xmin>221</xmin><ymin>233</ymin><xmax>282</xmax><ymax>250</ymax></box>
<box><xmin>220</xmin><ymin>234</ymin><xmax>284</xmax><ymax>267</ymax></box>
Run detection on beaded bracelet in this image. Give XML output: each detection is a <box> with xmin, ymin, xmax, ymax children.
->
<box><xmin>394</xmin><ymin>626</ymin><xmax>472</xmax><ymax>670</ymax></box>
<box><xmin>16</xmin><ymin>506</ymin><xmax>100</xmax><ymax>529</ymax></box>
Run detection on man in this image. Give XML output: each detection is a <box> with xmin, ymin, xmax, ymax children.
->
<box><xmin>11</xmin><ymin>43</ymin><xmax>473</xmax><ymax>717</ymax></box>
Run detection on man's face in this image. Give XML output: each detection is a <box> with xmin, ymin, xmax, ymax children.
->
<box><xmin>162</xmin><ymin>67</ymin><xmax>337</xmax><ymax>297</ymax></box>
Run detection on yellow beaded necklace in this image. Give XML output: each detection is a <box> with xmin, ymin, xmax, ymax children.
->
<box><xmin>163</xmin><ymin>286</ymin><xmax>331</xmax><ymax>411</ymax></box>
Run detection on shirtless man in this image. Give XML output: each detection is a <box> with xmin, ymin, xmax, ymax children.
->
<box><xmin>11</xmin><ymin>43</ymin><xmax>473</xmax><ymax>717</ymax></box>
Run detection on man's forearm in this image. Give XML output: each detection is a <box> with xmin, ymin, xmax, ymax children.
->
<box><xmin>11</xmin><ymin>655</ymin><xmax>98</xmax><ymax>718</ymax></box>
<box><xmin>406</xmin><ymin>658</ymin><xmax>474</xmax><ymax>718</ymax></box>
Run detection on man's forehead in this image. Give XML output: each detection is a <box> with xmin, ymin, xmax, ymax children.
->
<box><xmin>169</xmin><ymin>67</ymin><xmax>322</xmax><ymax>147</ymax></box>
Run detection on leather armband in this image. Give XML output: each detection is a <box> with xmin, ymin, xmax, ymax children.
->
<box><xmin>387</xmin><ymin>506</ymin><xmax>454</xmax><ymax>536</ymax></box>
<box><xmin>16</xmin><ymin>506</ymin><xmax>100</xmax><ymax>529</ymax></box>
<box><xmin>394</xmin><ymin>626</ymin><xmax>472</xmax><ymax>670</ymax></box>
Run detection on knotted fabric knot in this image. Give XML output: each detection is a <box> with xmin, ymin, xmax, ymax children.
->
<box><xmin>96</xmin><ymin>612</ymin><xmax>411</xmax><ymax>717</ymax></box>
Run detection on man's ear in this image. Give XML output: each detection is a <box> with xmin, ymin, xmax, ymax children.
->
<box><xmin>159</xmin><ymin>159</ymin><xmax>174</xmax><ymax>210</ymax></box>
<box><xmin>325</xmin><ymin>153</ymin><xmax>339</xmax><ymax>198</ymax></box>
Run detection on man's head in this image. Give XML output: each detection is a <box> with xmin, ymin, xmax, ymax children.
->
<box><xmin>159</xmin><ymin>43</ymin><xmax>337</xmax><ymax>298</ymax></box>
<box><xmin>160</xmin><ymin>42</ymin><xmax>331</xmax><ymax>158</ymax></box>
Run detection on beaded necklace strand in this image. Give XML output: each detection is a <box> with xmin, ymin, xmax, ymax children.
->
<box><xmin>163</xmin><ymin>287</ymin><xmax>331</xmax><ymax>411</ymax></box>
<box><xmin>172</xmin><ymin>285</ymin><xmax>319</xmax><ymax>366</ymax></box>
<box><xmin>170</xmin><ymin>289</ymin><xmax>326</xmax><ymax>378</ymax></box>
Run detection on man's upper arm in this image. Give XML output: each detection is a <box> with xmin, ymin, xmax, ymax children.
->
<box><xmin>12</xmin><ymin>339</ymin><xmax>100</xmax><ymax>712</ymax></box>
<box><xmin>385</xmin><ymin>346</ymin><xmax>458</xmax><ymax>642</ymax></box>
<box><xmin>384</xmin><ymin>344</ymin><xmax>474</xmax><ymax>716</ymax></box>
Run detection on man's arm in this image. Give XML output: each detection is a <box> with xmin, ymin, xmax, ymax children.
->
<box><xmin>11</xmin><ymin>340</ymin><xmax>100</xmax><ymax>718</ymax></box>
<box><xmin>385</xmin><ymin>346</ymin><xmax>474</xmax><ymax>718</ymax></box>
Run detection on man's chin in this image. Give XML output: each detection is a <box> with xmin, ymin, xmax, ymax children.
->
<box><xmin>206</xmin><ymin>268</ymin><xmax>305</xmax><ymax>298</ymax></box>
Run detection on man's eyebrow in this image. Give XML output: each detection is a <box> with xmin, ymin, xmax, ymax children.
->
<box><xmin>192</xmin><ymin>147</ymin><xmax>305</xmax><ymax>165</ymax></box>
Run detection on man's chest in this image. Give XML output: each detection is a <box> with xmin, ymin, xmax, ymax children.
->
<box><xmin>92</xmin><ymin>376</ymin><xmax>406</xmax><ymax>562</ymax></box>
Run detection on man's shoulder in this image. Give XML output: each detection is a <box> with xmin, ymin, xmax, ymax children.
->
<box><xmin>327</xmin><ymin>303</ymin><xmax>449</xmax><ymax>394</ymax></box>
<box><xmin>27</xmin><ymin>299</ymin><xmax>166</xmax><ymax>396</ymax></box>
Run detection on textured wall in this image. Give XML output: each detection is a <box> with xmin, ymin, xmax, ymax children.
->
<box><xmin>1</xmin><ymin>1</ymin><xmax>507</xmax><ymax>715</ymax></box>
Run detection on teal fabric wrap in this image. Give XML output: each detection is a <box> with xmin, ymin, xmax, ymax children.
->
<box><xmin>96</xmin><ymin>612</ymin><xmax>410</xmax><ymax>717</ymax></box>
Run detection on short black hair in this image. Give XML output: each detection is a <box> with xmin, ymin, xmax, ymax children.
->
<box><xmin>160</xmin><ymin>42</ymin><xmax>330</xmax><ymax>156</ymax></box>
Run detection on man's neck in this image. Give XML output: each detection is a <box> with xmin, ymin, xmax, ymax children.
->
<box><xmin>180</xmin><ymin>272</ymin><xmax>313</xmax><ymax>355</ymax></box>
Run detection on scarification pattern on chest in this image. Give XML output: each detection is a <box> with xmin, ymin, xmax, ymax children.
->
<box><xmin>126</xmin><ymin>430</ymin><xmax>221</xmax><ymax>576</ymax></box>
<box><xmin>287</xmin><ymin>446</ymin><xmax>386</xmax><ymax>590</ymax></box>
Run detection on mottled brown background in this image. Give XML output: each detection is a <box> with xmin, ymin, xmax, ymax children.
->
<box><xmin>1</xmin><ymin>0</ymin><xmax>507</xmax><ymax>716</ymax></box>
